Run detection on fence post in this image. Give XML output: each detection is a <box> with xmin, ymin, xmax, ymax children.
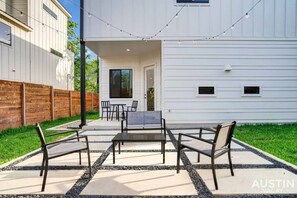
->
<box><xmin>51</xmin><ymin>87</ymin><xmax>54</xmax><ymax>120</ymax></box>
<box><xmin>91</xmin><ymin>92</ymin><xmax>94</xmax><ymax>111</ymax></box>
<box><xmin>70</xmin><ymin>91</ymin><xmax>72</xmax><ymax>117</ymax></box>
<box><xmin>22</xmin><ymin>83</ymin><xmax>26</xmax><ymax>126</ymax></box>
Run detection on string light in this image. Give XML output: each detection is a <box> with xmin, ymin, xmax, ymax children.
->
<box><xmin>0</xmin><ymin>0</ymin><xmax>67</xmax><ymax>36</ymax></box>
<box><xmin>0</xmin><ymin>0</ymin><xmax>262</xmax><ymax>43</ymax></box>
<box><xmin>64</xmin><ymin>0</ymin><xmax>186</xmax><ymax>40</ymax></box>
<box><xmin>245</xmin><ymin>13</ymin><xmax>250</xmax><ymax>19</ymax></box>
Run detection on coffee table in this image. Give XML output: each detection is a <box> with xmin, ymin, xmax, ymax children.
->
<box><xmin>112</xmin><ymin>133</ymin><xmax>166</xmax><ymax>164</ymax></box>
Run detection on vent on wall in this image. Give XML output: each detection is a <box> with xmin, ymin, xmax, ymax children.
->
<box><xmin>50</xmin><ymin>48</ymin><xmax>63</xmax><ymax>58</ymax></box>
<box><xmin>43</xmin><ymin>4</ymin><xmax>57</xmax><ymax>20</ymax></box>
<box><xmin>177</xmin><ymin>0</ymin><xmax>209</xmax><ymax>3</ymax></box>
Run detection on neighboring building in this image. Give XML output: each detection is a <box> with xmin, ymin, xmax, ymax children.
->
<box><xmin>0</xmin><ymin>0</ymin><xmax>74</xmax><ymax>90</ymax></box>
<box><xmin>84</xmin><ymin>0</ymin><xmax>297</xmax><ymax>124</ymax></box>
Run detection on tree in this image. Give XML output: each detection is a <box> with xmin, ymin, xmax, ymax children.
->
<box><xmin>67</xmin><ymin>20</ymin><xmax>99</xmax><ymax>93</ymax></box>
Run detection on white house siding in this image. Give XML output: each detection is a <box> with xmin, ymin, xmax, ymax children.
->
<box><xmin>84</xmin><ymin>0</ymin><xmax>297</xmax><ymax>40</ymax></box>
<box><xmin>100</xmin><ymin>50</ymin><xmax>161</xmax><ymax>110</ymax></box>
<box><xmin>0</xmin><ymin>0</ymin><xmax>74</xmax><ymax>90</ymax></box>
<box><xmin>162</xmin><ymin>40</ymin><xmax>297</xmax><ymax>123</ymax></box>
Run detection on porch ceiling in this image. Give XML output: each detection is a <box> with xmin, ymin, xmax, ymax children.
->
<box><xmin>86</xmin><ymin>40</ymin><xmax>161</xmax><ymax>57</ymax></box>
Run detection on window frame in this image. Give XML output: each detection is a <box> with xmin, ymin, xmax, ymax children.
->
<box><xmin>0</xmin><ymin>21</ymin><xmax>12</xmax><ymax>46</ymax></box>
<box><xmin>109</xmin><ymin>69</ymin><xmax>133</xmax><ymax>98</ymax></box>
<box><xmin>196</xmin><ymin>86</ymin><xmax>216</xmax><ymax>97</ymax></box>
<box><xmin>242</xmin><ymin>85</ymin><xmax>262</xmax><ymax>97</ymax></box>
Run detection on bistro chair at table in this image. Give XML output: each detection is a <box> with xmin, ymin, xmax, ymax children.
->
<box><xmin>101</xmin><ymin>101</ymin><xmax>111</xmax><ymax>121</ymax></box>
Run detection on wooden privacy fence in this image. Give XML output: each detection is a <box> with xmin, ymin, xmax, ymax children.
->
<box><xmin>0</xmin><ymin>80</ymin><xmax>99</xmax><ymax>132</ymax></box>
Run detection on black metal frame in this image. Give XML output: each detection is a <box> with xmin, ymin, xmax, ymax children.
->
<box><xmin>121</xmin><ymin>111</ymin><xmax>167</xmax><ymax>140</ymax></box>
<box><xmin>101</xmin><ymin>101</ymin><xmax>111</xmax><ymax>120</ymax></box>
<box><xmin>176</xmin><ymin>121</ymin><xmax>236</xmax><ymax>190</ymax></box>
<box><xmin>36</xmin><ymin>123</ymin><xmax>91</xmax><ymax>192</ymax></box>
<box><xmin>112</xmin><ymin>133</ymin><xmax>166</xmax><ymax>164</ymax></box>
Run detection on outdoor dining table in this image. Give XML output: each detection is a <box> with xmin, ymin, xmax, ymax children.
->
<box><xmin>110</xmin><ymin>103</ymin><xmax>126</xmax><ymax>121</ymax></box>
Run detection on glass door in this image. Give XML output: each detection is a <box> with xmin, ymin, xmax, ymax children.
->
<box><xmin>144</xmin><ymin>66</ymin><xmax>155</xmax><ymax>111</ymax></box>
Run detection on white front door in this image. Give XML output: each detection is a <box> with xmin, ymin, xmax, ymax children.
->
<box><xmin>144</xmin><ymin>66</ymin><xmax>155</xmax><ymax>111</ymax></box>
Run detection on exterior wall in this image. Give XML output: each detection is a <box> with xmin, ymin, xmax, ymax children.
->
<box><xmin>100</xmin><ymin>50</ymin><xmax>161</xmax><ymax>110</ymax></box>
<box><xmin>84</xmin><ymin>0</ymin><xmax>297</xmax><ymax>41</ymax></box>
<box><xmin>162</xmin><ymin>40</ymin><xmax>297</xmax><ymax>123</ymax></box>
<box><xmin>0</xmin><ymin>0</ymin><xmax>74</xmax><ymax>90</ymax></box>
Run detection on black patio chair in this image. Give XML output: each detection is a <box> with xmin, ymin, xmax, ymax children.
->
<box><xmin>176</xmin><ymin>121</ymin><xmax>236</xmax><ymax>190</ymax></box>
<box><xmin>123</xmin><ymin>100</ymin><xmax>138</xmax><ymax>119</ymax></box>
<box><xmin>101</xmin><ymin>101</ymin><xmax>111</xmax><ymax>120</ymax></box>
<box><xmin>35</xmin><ymin>123</ymin><xmax>91</xmax><ymax>192</ymax></box>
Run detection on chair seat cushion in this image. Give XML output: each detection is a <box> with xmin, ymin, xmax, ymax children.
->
<box><xmin>48</xmin><ymin>141</ymin><xmax>87</xmax><ymax>158</ymax></box>
<box><xmin>182</xmin><ymin>139</ymin><xmax>226</xmax><ymax>156</ymax></box>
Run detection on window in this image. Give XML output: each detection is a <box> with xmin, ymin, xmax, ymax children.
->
<box><xmin>43</xmin><ymin>4</ymin><xmax>57</xmax><ymax>20</ymax></box>
<box><xmin>110</xmin><ymin>69</ymin><xmax>133</xmax><ymax>98</ymax></box>
<box><xmin>0</xmin><ymin>21</ymin><xmax>11</xmax><ymax>45</ymax></box>
<box><xmin>243</xmin><ymin>86</ymin><xmax>261</xmax><ymax>96</ymax></box>
<box><xmin>197</xmin><ymin>86</ymin><xmax>215</xmax><ymax>95</ymax></box>
<box><xmin>177</xmin><ymin>0</ymin><xmax>209</xmax><ymax>3</ymax></box>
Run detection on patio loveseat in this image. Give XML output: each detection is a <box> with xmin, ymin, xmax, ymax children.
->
<box><xmin>121</xmin><ymin>111</ymin><xmax>166</xmax><ymax>140</ymax></box>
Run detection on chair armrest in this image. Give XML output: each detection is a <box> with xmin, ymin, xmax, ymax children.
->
<box><xmin>162</xmin><ymin>118</ymin><xmax>166</xmax><ymax>128</ymax></box>
<box><xmin>178</xmin><ymin>133</ymin><xmax>214</xmax><ymax>145</ymax></box>
<box><xmin>46</xmin><ymin>136</ymin><xmax>87</xmax><ymax>146</ymax></box>
<box><xmin>45</xmin><ymin>130</ymin><xmax>79</xmax><ymax>137</ymax></box>
<box><xmin>121</xmin><ymin>119</ymin><xmax>126</xmax><ymax>133</ymax></box>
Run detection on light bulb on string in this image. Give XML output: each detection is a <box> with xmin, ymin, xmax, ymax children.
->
<box><xmin>231</xmin><ymin>25</ymin><xmax>235</xmax><ymax>30</ymax></box>
<box><xmin>106</xmin><ymin>23</ymin><xmax>110</xmax><ymax>28</ymax></box>
<box><xmin>20</xmin><ymin>12</ymin><xmax>23</xmax><ymax>17</ymax></box>
<box><xmin>245</xmin><ymin>13</ymin><xmax>250</xmax><ymax>19</ymax></box>
<box><xmin>175</xmin><ymin>14</ymin><xmax>178</xmax><ymax>18</ymax></box>
<box><xmin>166</xmin><ymin>24</ymin><xmax>169</xmax><ymax>29</ymax></box>
<box><xmin>87</xmin><ymin>12</ymin><xmax>91</xmax><ymax>18</ymax></box>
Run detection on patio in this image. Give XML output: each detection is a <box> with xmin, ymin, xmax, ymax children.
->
<box><xmin>0</xmin><ymin>120</ymin><xmax>296</xmax><ymax>197</ymax></box>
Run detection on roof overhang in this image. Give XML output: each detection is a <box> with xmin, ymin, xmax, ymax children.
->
<box><xmin>52</xmin><ymin>0</ymin><xmax>72</xmax><ymax>18</ymax></box>
<box><xmin>86</xmin><ymin>40</ymin><xmax>161</xmax><ymax>57</ymax></box>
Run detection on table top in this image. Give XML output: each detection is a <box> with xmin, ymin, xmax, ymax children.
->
<box><xmin>112</xmin><ymin>133</ymin><xmax>165</xmax><ymax>142</ymax></box>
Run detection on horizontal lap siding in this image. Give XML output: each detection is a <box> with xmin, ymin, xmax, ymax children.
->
<box><xmin>71</xmin><ymin>91</ymin><xmax>81</xmax><ymax>116</ymax></box>
<box><xmin>54</xmin><ymin>89</ymin><xmax>70</xmax><ymax>119</ymax></box>
<box><xmin>25</xmin><ymin>84</ymin><xmax>52</xmax><ymax>125</ymax></box>
<box><xmin>0</xmin><ymin>80</ymin><xmax>99</xmax><ymax>132</ymax></box>
<box><xmin>0</xmin><ymin>80</ymin><xmax>22</xmax><ymax>130</ymax></box>
<box><xmin>162</xmin><ymin>40</ymin><xmax>297</xmax><ymax>123</ymax></box>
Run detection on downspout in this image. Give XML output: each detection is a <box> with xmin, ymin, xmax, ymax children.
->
<box><xmin>80</xmin><ymin>0</ymin><xmax>86</xmax><ymax>127</ymax></box>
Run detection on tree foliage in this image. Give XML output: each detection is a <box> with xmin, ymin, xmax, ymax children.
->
<box><xmin>67</xmin><ymin>20</ymin><xmax>99</xmax><ymax>93</ymax></box>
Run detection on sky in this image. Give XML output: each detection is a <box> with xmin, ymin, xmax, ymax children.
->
<box><xmin>59</xmin><ymin>0</ymin><xmax>97</xmax><ymax>58</ymax></box>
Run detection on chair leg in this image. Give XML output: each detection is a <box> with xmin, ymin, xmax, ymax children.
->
<box><xmin>79</xmin><ymin>151</ymin><xmax>82</xmax><ymax>165</ymax></box>
<box><xmin>87</xmin><ymin>149</ymin><xmax>92</xmax><ymax>178</ymax></box>
<box><xmin>40</xmin><ymin>154</ymin><xmax>45</xmax><ymax>176</ymax></box>
<box><xmin>197</xmin><ymin>152</ymin><xmax>200</xmax><ymax>163</ymax></box>
<box><xmin>228</xmin><ymin>150</ymin><xmax>234</xmax><ymax>176</ymax></box>
<box><xmin>211</xmin><ymin>157</ymin><xmax>218</xmax><ymax>190</ymax></box>
<box><xmin>176</xmin><ymin>144</ymin><xmax>181</xmax><ymax>174</ymax></box>
<box><xmin>41</xmin><ymin>159</ymin><xmax>49</xmax><ymax>192</ymax></box>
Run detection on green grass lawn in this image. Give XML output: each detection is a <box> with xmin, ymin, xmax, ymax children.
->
<box><xmin>235</xmin><ymin>123</ymin><xmax>297</xmax><ymax>166</ymax></box>
<box><xmin>0</xmin><ymin>112</ymin><xmax>99</xmax><ymax>165</ymax></box>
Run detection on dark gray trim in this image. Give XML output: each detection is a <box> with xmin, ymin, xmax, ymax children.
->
<box><xmin>80</xmin><ymin>0</ymin><xmax>86</xmax><ymax>128</ymax></box>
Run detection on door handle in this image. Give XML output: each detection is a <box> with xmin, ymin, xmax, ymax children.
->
<box><xmin>144</xmin><ymin>94</ymin><xmax>147</xmax><ymax>99</ymax></box>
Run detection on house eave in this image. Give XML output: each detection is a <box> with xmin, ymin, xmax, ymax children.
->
<box><xmin>51</xmin><ymin>0</ymin><xmax>72</xmax><ymax>18</ymax></box>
